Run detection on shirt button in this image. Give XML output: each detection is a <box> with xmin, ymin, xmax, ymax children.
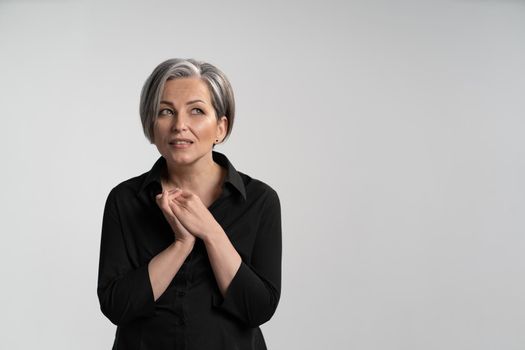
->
<box><xmin>177</xmin><ymin>291</ymin><xmax>186</xmax><ymax>297</ymax></box>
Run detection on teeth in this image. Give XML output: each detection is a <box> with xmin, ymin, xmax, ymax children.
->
<box><xmin>173</xmin><ymin>141</ymin><xmax>191</xmax><ymax>144</ymax></box>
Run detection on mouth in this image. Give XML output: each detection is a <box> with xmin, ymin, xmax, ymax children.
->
<box><xmin>168</xmin><ymin>138</ymin><xmax>194</xmax><ymax>149</ymax></box>
<box><xmin>169</xmin><ymin>139</ymin><xmax>194</xmax><ymax>146</ymax></box>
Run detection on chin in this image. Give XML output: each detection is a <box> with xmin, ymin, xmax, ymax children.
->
<box><xmin>166</xmin><ymin>150</ymin><xmax>207</xmax><ymax>166</ymax></box>
<box><xmin>161</xmin><ymin>147</ymin><xmax>211</xmax><ymax>167</ymax></box>
<box><xmin>166</xmin><ymin>153</ymin><xmax>194</xmax><ymax>165</ymax></box>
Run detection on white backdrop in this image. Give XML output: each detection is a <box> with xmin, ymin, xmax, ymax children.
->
<box><xmin>1</xmin><ymin>0</ymin><xmax>524</xmax><ymax>349</ymax></box>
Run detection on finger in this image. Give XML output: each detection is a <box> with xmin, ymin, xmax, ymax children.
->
<box><xmin>167</xmin><ymin>188</ymin><xmax>183</xmax><ymax>199</ymax></box>
<box><xmin>169</xmin><ymin>199</ymin><xmax>183</xmax><ymax>214</ymax></box>
<box><xmin>177</xmin><ymin>190</ymin><xmax>194</xmax><ymax>199</ymax></box>
<box><xmin>178</xmin><ymin>191</ymin><xmax>202</xmax><ymax>207</ymax></box>
<box><xmin>171</xmin><ymin>195</ymin><xmax>190</xmax><ymax>211</ymax></box>
<box><xmin>157</xmin><ymin>189</ymin><xmax>174</xmax><ymax>215</ymax></box>
<box><xmin>155</xmin><ymin>191</ymin><xmax>166</xmax><ymax>209</ymax></box>
<box><xmin>167</xmin><ymin>187</ymin><xmax>181</xmax><ymax>194</ymax></box>
<box><xmin>170</xmin><ymin>199</ymin><xmax>192</xmax><ymax>218</ymax></box>
<box><xmin>170</xmin><ymin>207</ymin><xmax>184</xmax><ymax>227</ymax></box>
<box><xmin>169</xmin><ymin>202</ymin><xmax>193</xmax><ymax>233</ymax></box>
<box><xmin>162</xmin><ymin>189</ymin><xmax>171</xmax><ymax>208</ymax></box>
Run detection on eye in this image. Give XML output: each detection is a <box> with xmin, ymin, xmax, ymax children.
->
<box><xmin>158</xmin><ymin>108</ymin><xmax>174</xmax><ymax>117</ymax></box>
<box><xmin>190</xmin><ymin>108</ymin><xmax>204</xmax><ymax>115</ymax></box>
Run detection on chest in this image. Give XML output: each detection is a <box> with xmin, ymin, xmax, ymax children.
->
<box><xmin>118</xmin><ymin>195</ymin><xmax>262</xmax><ymax>266</ymax></box>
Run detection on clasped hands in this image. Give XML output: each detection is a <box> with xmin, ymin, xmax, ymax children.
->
<box><xmin>156</xmin><ymin>188</ymin><xmax>221</xmax><ymax>248</ymax></box>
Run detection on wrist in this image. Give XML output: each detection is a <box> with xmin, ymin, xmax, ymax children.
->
<box><xmin>172</xmin><ymin>239</ymin><xmax>194</xmax><ymax>255</ymax></box>
<box><xmin>202</xmin><ymin>223</ymin><xmax>225</xmax><ymax>246</ymax></box>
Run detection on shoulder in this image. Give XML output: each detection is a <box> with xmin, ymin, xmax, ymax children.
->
<box><xmin>106</xmin><ymin>171</ymin><xmax>149</xmax><ymax>202</ymax></box>
<box><xmin>106</xmin><ymin>156</ymin><xmax>165</xmax><ymax>203</ymax></box>
<box><xmin>238</xmin><ymin>171</ymin><xmax>280</xmax><ymax>206</ymax></box>
<box><xmin>237</xmin><ymin>172</ymin><xmax>282</xmax><ymax>229</ymax></box>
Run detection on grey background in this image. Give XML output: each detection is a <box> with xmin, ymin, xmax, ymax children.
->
<box><xmin>1</xmin><ymin>0</ymin><xmax>524</xmax><ymax>349</ymax></box>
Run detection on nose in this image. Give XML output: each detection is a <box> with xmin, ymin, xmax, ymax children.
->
<box><xmin>171</xmin><ymin>112</ymin><xmax>188</xmax><ymax>132</ymax></box>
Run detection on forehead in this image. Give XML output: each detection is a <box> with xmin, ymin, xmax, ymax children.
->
<box><xmin>161</xmin><ymin>77</ymin><xmax>211</xmax><ymax>102</ymax></box>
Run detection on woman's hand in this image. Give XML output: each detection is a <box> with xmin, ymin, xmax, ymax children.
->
<box><xmin>169</xmin><ymin>189</ymin><xmax>222</xmax><ymax>242</ymax></box>
<box><xmin>168</xmin><ymin>188</ymin><xmax>242</xmax><ymax>298</ymax></box>
<box><xmin>156</xmin><ymin>188</ymin><xmax>196</xmax><ymax>248</ymax></box>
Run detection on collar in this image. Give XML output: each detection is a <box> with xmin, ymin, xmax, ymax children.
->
<box><xmin>138</xmin><ymin>151</ymin><xmax>246</xmax><ymax>200</ymax></box>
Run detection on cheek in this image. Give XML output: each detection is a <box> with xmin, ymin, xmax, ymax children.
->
<box><xmin>152</xmin><ymin>125</ymin><xmax>160</xmax><ymax>143</ymax></box>
<box><xmin>154</xmin><ymin>120</ymin><xmax>169</xmax><ymax>134</ymax></box>
<box><xmin>152</xmin><ymin>121</ymin><xmax>169</xmax><ymax>144</ymax></box>
<box><xmin>193</xmin><ymin>120</ymin><xmax>218</xmax><ymax>137</ymax></box>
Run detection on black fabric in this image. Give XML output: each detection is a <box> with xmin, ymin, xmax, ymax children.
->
<box><xmin>97</xmin><ymin>151</ymin><xmax>282</xmax><ymax>350</ymax></box>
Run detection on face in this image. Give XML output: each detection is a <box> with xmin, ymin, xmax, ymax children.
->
<box><xmin>153</xmin><ymin>78</ymin><xmax>227</xmax><ymax>167</ymax></box>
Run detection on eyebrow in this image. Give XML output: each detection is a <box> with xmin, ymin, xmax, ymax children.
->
<box><xmin>160</xmin><ymin>99</ymin><xmax>207</xmax><ymax>106</ymax></box>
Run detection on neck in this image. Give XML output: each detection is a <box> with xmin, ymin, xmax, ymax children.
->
<box><xmin>162</xmin><ymin>152</ymin><xmax>221</xmax><ymax>192</ymax></box>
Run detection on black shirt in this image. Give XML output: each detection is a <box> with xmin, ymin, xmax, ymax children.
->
<box><xmin>97</xmin><ymin>151</ymin><xmax>282</xmax><ymax>350</ymax></box>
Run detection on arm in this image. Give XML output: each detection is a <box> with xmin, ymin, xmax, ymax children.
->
<box><xmin>97</xmin><ymin>188</ymin><xmax>193</xmax><ymax>326</ymax></box>
<box><xmin>148</xmin><ymin>241</ymin><xmax>192</xmax><ymax>301</ymax></box>
<box><xmin>163</xmin><ymin>189</ymin><xmax>242</xmax><ymax>295</ymax></box>
<box><xmin>148</xmin><ymin>189</ymin><xmax>195</xmax><ymax>301</ymax></box>
<box><xmin>97</xmin><ymin>189</ymin><xmax>155</xmax><ymax>326</ymax></box>
<box><xmin>168</xmin><ymin>187</ymin><xmax>282</xmax><ymax>327</ymax></box>
<box><xmin>209</xmin><ymin>189</ymin><xmax>282</xmax><ymax>327</ymax></box>
<box><xmin>202</xmin><ymin>225</ymin><xmax>242</xmax><ymax>296</ymax></box>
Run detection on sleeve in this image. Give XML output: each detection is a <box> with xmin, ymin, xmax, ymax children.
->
<box><xmin>212</xmin><ymin>188</ymin><xmax>282</xmax><ymax>327</ymax></box>
<box><xmin>97</xmin><ymin>188</ymin><xmax>156</xmax><ymax>326</ymax></box>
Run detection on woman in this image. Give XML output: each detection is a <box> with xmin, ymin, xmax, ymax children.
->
<box><xmin>97</xmin><ymin>58</ymin><xmax>282</xmax><ymax>350</ymax></box>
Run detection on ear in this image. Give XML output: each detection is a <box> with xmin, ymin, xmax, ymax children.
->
<box><xmin>216</xmin><ymin>116</ymin><xmax>228</xmax><ymax>143</ymax></box>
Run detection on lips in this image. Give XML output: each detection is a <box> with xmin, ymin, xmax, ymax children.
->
<box><xmin>169</xmin><ymin>138</ymin><xmax>194</xmax><ymax>145</ymax></box>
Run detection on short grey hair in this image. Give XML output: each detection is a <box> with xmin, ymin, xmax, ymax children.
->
<box><xmin>139</xmin><ymin>58</ymin><xmax>235</xmax><ymax>143</ymax></box>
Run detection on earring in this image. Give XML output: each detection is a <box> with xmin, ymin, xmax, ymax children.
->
<box><xmin>215</xmin><ymin>139</ymin><xmax>219</xmax><ymax>143</ymax></box>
